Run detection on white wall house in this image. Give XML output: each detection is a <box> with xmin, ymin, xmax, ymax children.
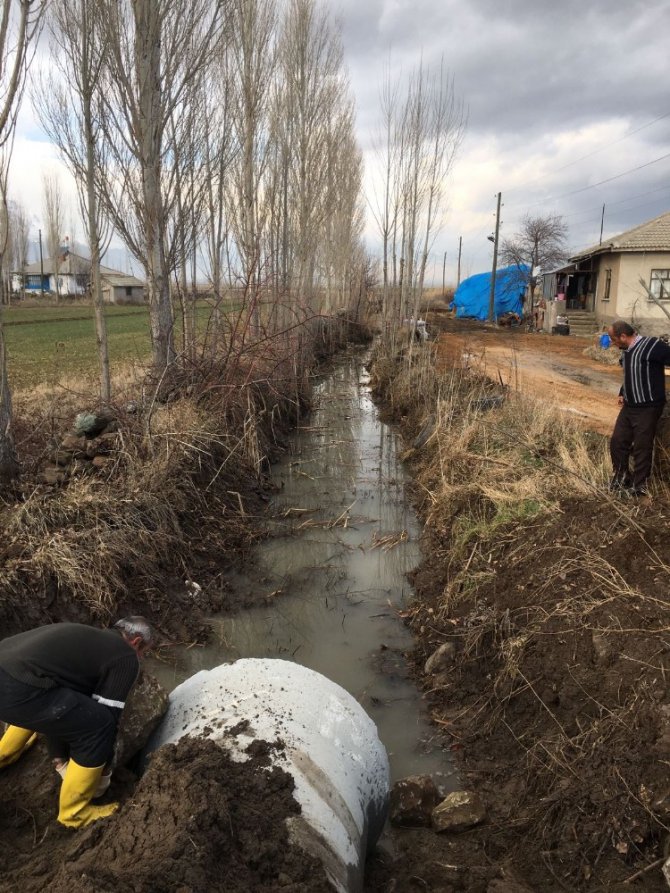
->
<box><xmin>542</xmin><ymin>212</ymin><xmax>670</xmax><ymax>335</ymax></box>
<box><xmin>13</xmin><ymin>249</ymin><xmax>146</xmax><ymax>305</ymax></box>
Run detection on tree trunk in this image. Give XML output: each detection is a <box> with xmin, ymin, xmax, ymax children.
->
<box><xmin>0</xmin><ymin>318</ymin><xmax>19</xmax><ymax>484</ymax></box>
<box><xmin>82</xmin><ymin>22</ymin><xmax>111</xmax><ymax>403</ymax></box>
<box><xmin>135</xmin><ymin>1</ymin><xmax>175</xmax><ymax>371</ymax></box>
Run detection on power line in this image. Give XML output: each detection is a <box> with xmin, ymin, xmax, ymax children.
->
<box><xmin>510</xmin><ymin>150</ymin><xmax>670</xmax><ymax>211</ymax></box>
<box><xmin>558</xmin><ymin>184</ymin><xmax>670</xmax><ymax>225</ymax></box>
<box><xmin>504</xmin><ymin>110</ymin><xmax>670</xmax><ymax>197</ymax></box>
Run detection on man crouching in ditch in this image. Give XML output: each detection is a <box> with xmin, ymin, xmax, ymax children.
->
<box><xmin>0</xmin><ymin>616</ymin><xmax>154</xmax><ymax>828</ymax></box>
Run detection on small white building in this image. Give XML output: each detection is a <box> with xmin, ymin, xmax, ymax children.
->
<box><xmin>542</xmin><ymin>211</ymin><xmax>670</xmax><ymax>335</ymax></box>
<box><xmin>13</xmin><ymin>249</ymin><xmax>145</xmax><ymax>305</ymax></box>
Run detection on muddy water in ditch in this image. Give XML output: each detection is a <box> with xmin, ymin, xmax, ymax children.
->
<box><xmin>148</xmin><ymin>350</ymin><xmax>455</xmax><ymax>786</ymax></box>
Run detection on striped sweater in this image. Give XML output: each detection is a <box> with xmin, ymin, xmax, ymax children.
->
<box><xmin>620</xmin><ymin>336</ymin><xmax>670</xmax><ymax>407</ymax></box>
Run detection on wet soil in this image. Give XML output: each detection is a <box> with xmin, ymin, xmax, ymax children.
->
<box><xmin>364</xmin><ymin>332</ymin><xmax>670</xmax><ymax>891</ymax></box>
<box><xmin>0</xmin><ymin>736</ymin><xmax>331</xmax><ymax>893</ymax></box>
<box><xmin>431</xmin><ymin>317</ymin><xmax>622</xmax><ymax>434</ymax></box>
<box><xmin>4</xmin><ymin>328</ymin><xmax>670</xmax><ymax>891</ymax></box>
<box><xmin>370</xmin><ymin>500</ymin><xmax>670</xmax><ymax>892</ymax></box>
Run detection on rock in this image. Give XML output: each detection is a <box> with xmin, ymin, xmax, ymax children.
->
<box><xmin>389</xmin><ymin>775</ymin><xmax>441</xmax><ymax>827</ymax></box>
<box><xmin>39</xmin><ymin>465</ymin><xmax>67</xmax><ymax>485</ymax></box>
<box><xmin>61</xmin><ymin>433</ymin><xmax>87</xmax><ymax>451</ymax></box>
<box><xmin>425</xmin><ymin>642</ymin><xmax>457</xmax><ymax>675</ymax></box>
<box><xmin>74</xmin><ymin>411</ymin><xmax>116</xmax><ymax>438</ymax></box>
<box><xmin>654</xmin><ymin>705</ymin><xmax>670</xmax><ymax>756</ymax></box>
<box><xmin>114</xmin><ymin>671</ymin><xmax>169</xmax><ymax>769</ymax></box>
<box><xmin>652</xmin><ymin>787</ymin><xmax>670</xmax><ymax>819</ymax></box>
<box><xmin>662</xmin><ymin>855</ymin><xmax>670</xmax><ymax>888</ymax></box>
<box><xmin>98</xmin><ymin>431</ymin><xmax>121</xmax><ymax>446</ymax></box>
<box><xmin>413</xmin><ymin>414</ymin><xmax>436</xmax><ymax>450</ymax></box>
<box><xmin>52</xmin><ymin>449</ymin><xmax>76</xmax><ymax>466</ymax></box>
<box><xmin>432</xmin><ymin>790</ymin><xmax>486</xmax><ymax>833</ymax></box>
<box><xmin>472</xmin><ymin>394</ymin><xmax>505</xmax><ymax>412</ymax></box>
<box><xmin>591</xmin><ymin>631</ymin><xmax>611</xmax><ymax>665</ymax></box>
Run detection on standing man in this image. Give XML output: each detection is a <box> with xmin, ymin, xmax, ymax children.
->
<box><xmin>0</xmin><ymin>616</ymin><xmax>154</xmax><ymax>828</ymax></box>
<box><xmin>608</xmin><ymin>319</ymin><xmax>670</xmax><ymax>495</ymax></box>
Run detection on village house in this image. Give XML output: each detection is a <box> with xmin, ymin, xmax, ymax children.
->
<box><xmin>542</xmin><ymin>211</ymin><xmax>670</xmax><ymax>336</ymax></box>
<box><xmin>13</xmin><ymin>247</ymin><xmax>146</xmax><ymax>305</ymax></box>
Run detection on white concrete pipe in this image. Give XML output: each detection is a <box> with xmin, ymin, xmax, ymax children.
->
<box><xmin>142</xmin><ymin>659</ymin><xmax>390</xmax><ymax>893</ymax></box>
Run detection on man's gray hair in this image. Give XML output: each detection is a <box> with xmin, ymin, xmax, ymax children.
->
<box><xmin>610</xmin><ymin>319</ymin><xmax>636</xmax><ymax>337</ymax></box>
<box><xmin>114</xmin><ymin>616</ymin><xmax>155</xmax><ymax>648</ymax></box>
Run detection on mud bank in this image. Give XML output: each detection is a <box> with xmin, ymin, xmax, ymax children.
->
<box><xmin>365</xmin><ymin>343</ymin><xmax>670</xmax><ymax>891</ymax></box>
<box><xmin>0</xmin><ymin>736</ymin><xmax>332</xmax><ymax>892</ymax></box>
<box><xmin>0</xmin><ymin>321</ymin><xmax>371</xmax><ymax>642</ymax></box>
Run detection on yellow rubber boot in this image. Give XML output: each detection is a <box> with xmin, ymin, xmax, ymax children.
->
<box><xmin>57</xmin><ymin>759</ymin><xmax>119</xmax><ymax>828</ymax></box>
<box><xmin>0</xmin><ymin>726</ymin><xmax>37</xmax><ymax>768</ymax></box>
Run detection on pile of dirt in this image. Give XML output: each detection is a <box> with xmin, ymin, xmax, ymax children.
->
<box><xmin>366</xmin><ymin>339</ymin><xmax>670</xmax><ymax>890</ymax></box>
<box><xmin>0</xmin><ymin>736</ymin><xmax>332</xmax><ymax>893</ymax></box>
<box><xmin>391</xmin><ymin>497</ymin><xmax>670</xmax><ymax>891</ymax></box>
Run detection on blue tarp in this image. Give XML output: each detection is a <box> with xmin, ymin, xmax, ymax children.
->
<box><xmin>452</xmin><ymin>265</ymin><xmax>529</xmax><ymax>320</ymax></box>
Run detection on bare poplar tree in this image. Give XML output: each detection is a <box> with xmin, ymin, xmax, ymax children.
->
<box><xmin>370</xmin><ymin>61</ymin><xmax>401</xmax><ymax>324</ymax></box>
<box><xmin>4</xmin><ymin>199</ymin><xmax>27</xmax><ymax>302</ymax></box>
<box><xmin>264</xmin><ymin>0</ymin><xmax>361</xmax><ymax>327</ymax></box>
<box><xmin>371</xmin><ymin>59</ymin><xmax>465</xmax><ymax>327</ymax></box>
<box><xmin>33</xmin><ymin>0</ymin><xmax>114</xmax><ymax>399</ymax></box>
<box><xmin>500</xmin><ymin>214</ymin><xmax>568</xmax><ymax>312</ymax></box>
<box><xmin>42</xmin><ymin>171</ymin><xmax>65</xmax><ymax>299</ymax></box>
<box><xmin>0</xmin><ymin>0</ymin><xmax>46</xmax><ymax>485</ymax></box>
<box><xmin>274</xmin><ymin>0</ymin><xmax>343</xmax><ymax>307</ymax></box>
<box><xmin>167</xmin><ymin>90</ymin><xmax>211</xmax><ymax>361</ymax></box>
<box><xmin>226</xmin><ymin>0</ymin><xmax>275</xmax><ymax>307</ymax></box>
<box><xmin>94</xmin><ymin>0</ymin><xmax>226</xmax><ymax>372</ymax></box>
<box><xmin>195</xmin><ymin>49</ymin><xmax>238</xmax><ymax>345</ymax></box>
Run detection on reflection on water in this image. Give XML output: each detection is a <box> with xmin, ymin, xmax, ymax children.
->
<box><xmin>147</xmin><ymin>351</ymin><xmax>455</xmax><ymax>786</ymax></box>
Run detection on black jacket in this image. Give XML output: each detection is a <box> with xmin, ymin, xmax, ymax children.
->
<box><xmin>0</xmin><ymin>623</ymin><xmax>139</xmax><ymax>719</ymax></box>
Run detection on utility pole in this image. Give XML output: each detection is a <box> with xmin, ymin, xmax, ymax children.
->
<box><xmin>38</xmin><ymin>228</ymin><xmax>44</xmax><ymax>298</ymax></box>
<box><xmin>457</xmin><ymin>236</ymin><xmax>462</xmax><ymax>288</ymax></box>
<box><xmin>487</xmin><ymin>192</ymin><xmax>502</xmax><ymax>323</ymax></box>
<box><xmin>599</xmin><ymin>204</ymin><xmax>605</xmax><ymax>245</ymax></box>
<box><xmin>442</xmin><ymin>251</ymin><xmax>446</xmax><ymax>297</ymax></box>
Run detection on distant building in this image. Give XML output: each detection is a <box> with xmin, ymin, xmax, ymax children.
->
<box><xmin>542</xmin><ymin>211</ymin><xmax>670</xmax><ymax>335</ymax></box>
<box><xmin>13</xmin><ymin>248</ymin><xmax>146</xmax><ymax>305</ymax></box>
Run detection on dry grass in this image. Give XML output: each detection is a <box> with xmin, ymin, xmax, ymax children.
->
<box><xmin>370</xmin><ymin>336</ymin><xmax>670</xmax><ymax>884</ymax></box>
<box><xmin>1</xmin><ymin>315</ymin><xmax>367</xmax><ymax>632</ymax></box>
<box><xmin>371</xmin><ymin>338</ymin><xmax>611</xmax><ymax>615</ymax></box>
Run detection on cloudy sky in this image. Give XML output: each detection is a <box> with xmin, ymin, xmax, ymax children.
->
<box><xmin>11</xmin><ymin>0</ymin><xmax>670</xmax><ymax>285</ymax></box>
<box><xmin>338</xmin><ymin>0</ymin><xmax>670</xmax><ymax>283</ymax></box>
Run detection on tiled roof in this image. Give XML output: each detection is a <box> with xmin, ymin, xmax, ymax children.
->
<box><xmin>571</xmin><ymin>211</ymin><xmax>670</xmax><ymax>260</ymax></box>
<box><xmin>17</xmin><ymin>251</ymin><xmax>133</xmax><ymax>278</ymax></box>
<box><xmin>102</xmin><ymin>273</ymin><xmax>145</xmax><ymax>288</ymax></box>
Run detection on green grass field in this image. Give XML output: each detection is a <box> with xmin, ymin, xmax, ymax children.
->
<box><xmin>2</xmin><ymin>301</ymin><xmax>230</xmax><ymax>392</ymax></box>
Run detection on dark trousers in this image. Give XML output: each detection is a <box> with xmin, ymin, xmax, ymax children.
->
<box><xmin>0</xmin><ymin>668</ymin><xmax>116</xmax><ymax>767</ymax></box>
<box><xmin>610</xmin><ymin>403</ymin><xmax>664</xmax><ymax>489</ymax></box>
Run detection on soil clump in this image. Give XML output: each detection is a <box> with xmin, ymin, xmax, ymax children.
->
<box><xmin>0</xmin><ymin>736</ymin><xmax>332</xmax><ymax>893</ymax></box>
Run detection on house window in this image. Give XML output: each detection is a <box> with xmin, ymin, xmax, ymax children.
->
<box><xmin>650</xmin><ymin>269</ymin><xmax>670</xmax><ymax>300</ymax></box>
<box><xmin>125</xmin><ymin>286</ymin><xmax>132</xmax><ymax>297</ymax></box>
<box><xmin>602</xmin><ymin>269</ymin><xmax>611</xmax><ymax>302</ymax></box>
<box><xmin>26</xmin><ymin>275</ymin><xmax>42</xmax><ymax>288</ymax></box>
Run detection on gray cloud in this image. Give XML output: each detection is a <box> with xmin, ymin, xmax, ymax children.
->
<box><xmin>335</xmin><ymin>0</ymin><xmax>670</xmax><ymax>276</ymax></box>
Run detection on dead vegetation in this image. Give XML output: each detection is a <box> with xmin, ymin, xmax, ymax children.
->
<box><xmin>370</xmin><ymin>337</ymin><xmax>670</xmax><ymax>890</ymax></box>
<box><xmin>0</xmin><ymin>316</ymin><xmax>370</xmax><ymax>639</ymax></box>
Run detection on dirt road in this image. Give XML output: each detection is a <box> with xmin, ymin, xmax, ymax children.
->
<box><xmin>433</xmin><ymin>321</ymin><xmax>622</xmax><ymax>435</ymax></box>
